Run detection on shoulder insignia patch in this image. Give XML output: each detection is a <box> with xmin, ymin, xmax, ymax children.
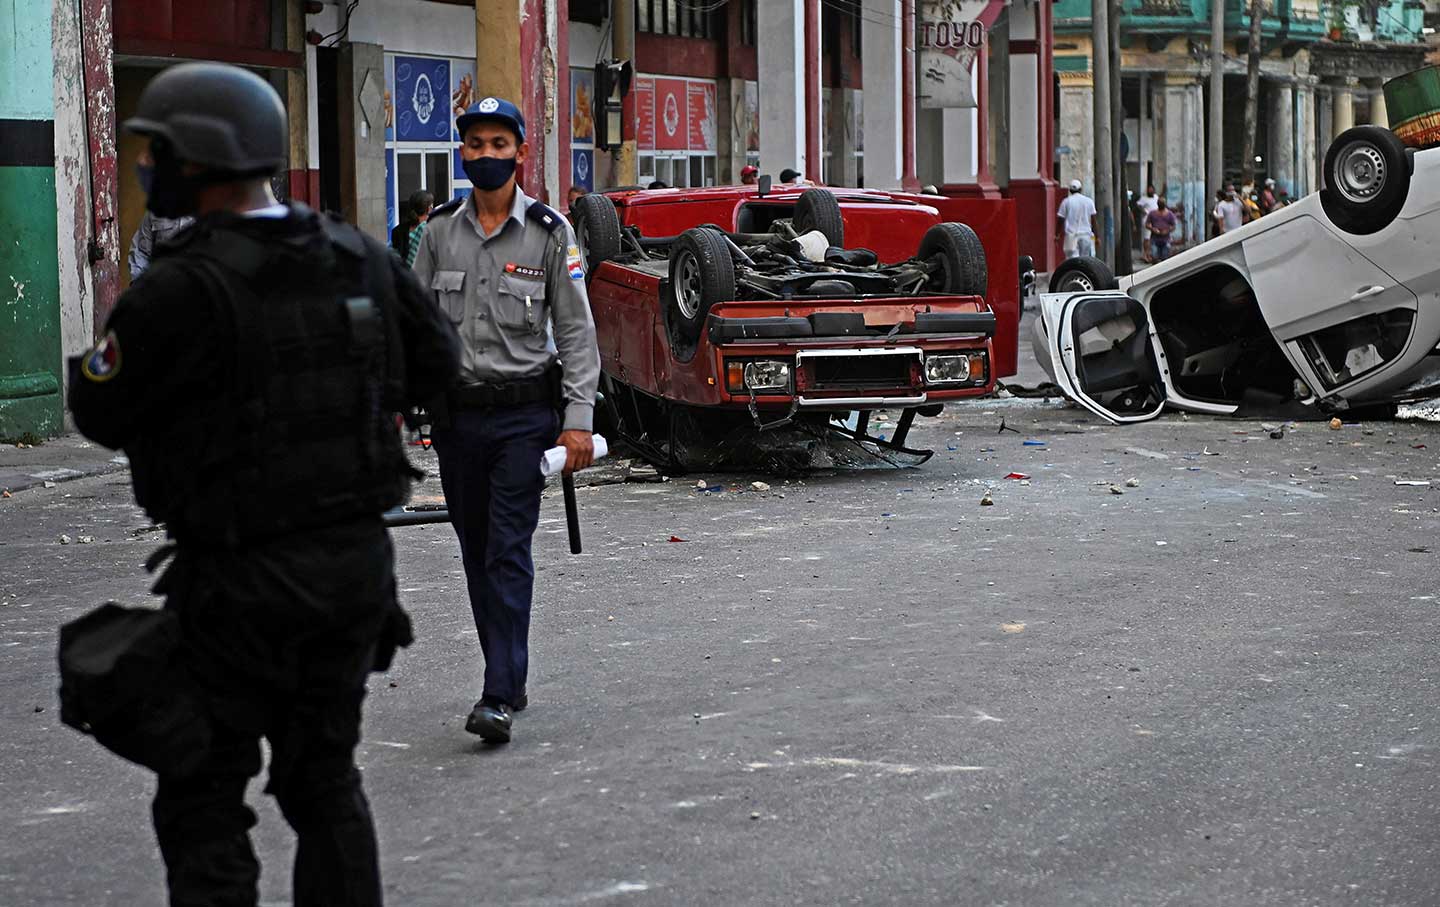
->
<box><xmin>81</xmin><ymin>331</ymin><xmax>122</xmax><ymax>383</ymax></box>
<box><xmin>566</xmin><ymin>245</ymin><xmax>585</xmax><ymax>280</ymax></box>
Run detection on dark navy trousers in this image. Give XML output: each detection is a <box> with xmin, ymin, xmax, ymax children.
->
<box><xmin>432</xmin><ymin>402</ymin><xmax>557</xmax><ymax>706</ymax></box>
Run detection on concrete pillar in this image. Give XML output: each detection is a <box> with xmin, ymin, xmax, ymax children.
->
<box><xmin>828</xmin><ymin>88</ymin><xmax>859</xmax><ymax>187</ymax></box>
<box><xmin>1267</xmin><ymin>78</ymin><xmax>1295</xmax><ymax>196</ymax></box>
<box><xmin>988</xmin><ymin>9</ymin><xmax>1010</xmax><ymax>188</ymax></box>
<box><xmin>338</xmin><ymin>42</ymin><xmax>388</xmax><ymax>240</ymax></box>
<box><xmin>1317</xmin><ymin>84</ymin><xmax>1334</xmax><ymax>156</ymax></box>
<box><xmin>1057</xmin><ymin>76</ymin><xmax>1094</xmax><ymax>194</ymax></box>
<box><xmin>1368</xmin><ymin>79</ymin><xmax>1389</xmax><ymax>127</ymax></box>
<box><xmin>1297</xmin><ymin>80</ymin><xmax>1317</xmax><ymax>197</ymax></box>
<box><xmin>51</xmin><ymin>0</ymin><xmax>97</xmax><ymax>402</ymax></box>
<box><xmin>1162</xmin><ymin>76</ymin><xmax>1205</xmax><ymax>246</ymax></box>
<box><xmin>1333</xmin><ymin>77</ymin><xmax>1356</xmax><ymax>135</ymax></box>
<box><xmin>861</xmin><ymin>0</ymin><xmax>904</xmax><ymax>189</ymax></box>
<box><xmin>758</xmin><ymin>0</ymin><xmax>808</xmax><ymax>179</ymax></box>
<box><xmin>475</xmin><ymin>0</ymin><xmax>523</xmax><ymax>103</ymax></box>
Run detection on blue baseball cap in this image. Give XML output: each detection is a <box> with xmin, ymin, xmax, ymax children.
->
<box><xmin>456</xmin><ymin>97</ymin><xmax>526</xmax><ymax>143</ymax></box>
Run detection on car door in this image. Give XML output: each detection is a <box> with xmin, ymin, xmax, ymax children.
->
<box><xmin>1037</xmin><ymin>291</ymin><xmax>1167</xmax><ymax>424</ymax></box>
<box><xmin>1243</xmin><ymin>213</ymin><xmax>1418</xmax><ymax>339</ymax></box>
<box><xmin>1242</xmin><ymin>214</ymin><xmax>1420</xmax><ymax>393</ymax></box>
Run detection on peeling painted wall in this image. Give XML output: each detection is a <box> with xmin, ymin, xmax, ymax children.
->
<box><xmin>52</xmin><ymin>0</ymin><xmax>97</xmax><ymax>416</ymax></box>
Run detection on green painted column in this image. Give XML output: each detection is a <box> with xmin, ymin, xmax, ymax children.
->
<box><xmin>0</xmin><ymin>1</ymin><xmax>62</xmax><ymax>441</ymax></box>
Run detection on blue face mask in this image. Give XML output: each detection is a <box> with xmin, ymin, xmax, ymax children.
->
<box><xmin>463</xmin><ymin>155</ymin><xmax>517</xmax><ymax>192</ymax></box>
<box><xmin>136</xmin><ymin>163</ymin><xmax>155</xmax><ymax>195</ymax></box>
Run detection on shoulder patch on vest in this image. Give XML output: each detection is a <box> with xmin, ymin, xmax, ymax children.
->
<box><xmin>525</xmin><ymin>201</ymin><xmax>566</xmax><ymax>234</ymax></box>
<box><xmin>81</xmin><ymin>331</ymin><xmax>122</xmax><ymax>383</ymax></box>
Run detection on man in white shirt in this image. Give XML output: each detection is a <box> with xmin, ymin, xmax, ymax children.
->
<box><xmin>1056</xmin><ymin>179</ymin><xmax>1098</xmax><ymax>259</ymax></box>
<box><xmin>1135</xmin><ymin>184</ymin><xmax>1159</xmax><ymax>262</ymax></box>
<box><xmin>1212</xmin><ymin>185</ymin><xmax>1243</xmax><ymax>236</ymax></box>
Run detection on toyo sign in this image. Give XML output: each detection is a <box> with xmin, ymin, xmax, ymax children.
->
<box><xmin>918</xmin><ymin>0</ymin><xmax>1007</xmax><ymax>109</ymax></box>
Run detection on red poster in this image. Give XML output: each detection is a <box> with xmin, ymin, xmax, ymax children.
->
<box><xmin>634</xmin><ymin>76</ymin><xmax>655</xmax><ymax>151</ymax></box>
<box><xmin>654</xmin><ymin>78</ymin><xmax>689</xmax><ymax>151</ymax></box>
<box><xmin>687</xmin><ymin>81</ymin><xmax>716</xmax><ymax>153</ymax></box>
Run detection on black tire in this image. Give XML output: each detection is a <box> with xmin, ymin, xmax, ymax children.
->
<box><xmin>572</xmin><ymin>193</ymin><xmax>622</xmax><ymax>278</ymax></box>
<box><xmin>918</xmin><ymin>222</ymin><xmax>987</xmax><ymax>297</ymax></box>
<box><xmin>794</xmin><ymin>189</ymin><xmax>845</xmax><ymax>247</ymax></box>
<box><xmin>668</xmin><ymin>227</ymin><xmax>736</xmax><ymax>342</ymax></box>
<box><xmin>1048</xmin><ymin>256</ymin><xmax>1118</xmax><ymax>293</ymax></box>
<box><xmin>1321</xmin><ymin>126</ymin><xmax>1411</xmax><ymax>235</ymax></box>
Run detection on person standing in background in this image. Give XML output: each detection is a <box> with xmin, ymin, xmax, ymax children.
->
<box><xmin>128</xmin><ymin>148</ymin><xmax>193</xmax><ymax>280</ymax></box>
<box><xmin>405</xmin><ymin>191</ymin><xmax>434</xmax><ymax>268</ymax></box>
<box><xmin>1056</xmin><ymin>179</ymin><xmax>1098</xmax><ymax>260</ymax></box>
<box><xmin>1135</xmin><ymin>184</ymin><xmax>1159</xmax><ymax>263</ymax></box>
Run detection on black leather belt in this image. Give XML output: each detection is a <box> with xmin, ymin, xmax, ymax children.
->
<box><xmin>452</xmin><ymin>367</ymin><xmax>559</xmax><ymax>409</ymax></box>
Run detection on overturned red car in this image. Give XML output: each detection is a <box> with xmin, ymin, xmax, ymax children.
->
<box><xmin>569</xmin><ymin>182</ymin><xmax>1024</xmax><ymax>470</ymax></box>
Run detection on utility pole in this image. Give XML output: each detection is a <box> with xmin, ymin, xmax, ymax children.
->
<box><xmin>1208</xmin><ymin>0</ymin><xmax>1225</xmax><ymax>220</ymax></box>
<box><xmin>1110</xmin><ymin>0</ymin><xmax>1131</xmax><ymax>275</ymax></box>
<box><xmin>611</xmin><ymin>0</ymin><xmax>637</xmax><ymax>186</ymax></box>
<box><xmin>1241</xmin><ymin>0</ymin><xmax>1265</xmax><ymax>187</ymax></box>
<box><xmin>1092</xmin><ymin>0</ymin><xmax>1113</xmax><ymax>267</ymax></box>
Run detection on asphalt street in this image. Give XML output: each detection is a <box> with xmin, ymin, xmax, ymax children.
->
<box><xmin>4</xmin><ymin>379</ymin><xmax>1440</xmax><ymax>905</ymax></box>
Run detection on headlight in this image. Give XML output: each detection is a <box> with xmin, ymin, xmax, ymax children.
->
<box><xmin>925</xmin><ymin>353</ymin><xmax>986</xmax><ymax>385</ymax></box>
<box><xmin>726</xmin><ymin>359</ymin><xmax>792</xmax><ymax>393</ymax></box>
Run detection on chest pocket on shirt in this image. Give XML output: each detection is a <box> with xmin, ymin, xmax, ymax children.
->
<box><xmin>430</xmin><ymin>270</ymin><xmax>466</xmax><ymax>324</ymax></box>
<box><xmin>496</xmin><ymin>273</ymin><xmax>547</xmax><ymax>335</ymax></box>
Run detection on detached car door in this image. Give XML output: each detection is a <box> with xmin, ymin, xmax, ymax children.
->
<box><xmin>1037</xmin><ymin>291</ymin><xmax>1167</xmax><ymax>424</ymax></box>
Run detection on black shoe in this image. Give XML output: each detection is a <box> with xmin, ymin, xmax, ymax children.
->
<box><xmin>513</xmin><ymin>688</ymin><xmax>528</xmax><ymax>713</ymax></box>
<box><xmin>465</xmin><ymin>700</ymin><xmax>513</xmax><ymax>743</ymax></box>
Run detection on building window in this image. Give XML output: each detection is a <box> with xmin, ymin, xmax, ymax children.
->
<box><xmin>637</xmin><ymin>0</ymin><xmax>716</xmax><ymax>38</ymax></box>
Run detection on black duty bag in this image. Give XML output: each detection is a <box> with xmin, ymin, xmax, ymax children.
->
<box><xmin>57</xmin><ymin>603</ymin><xmax>212</xmax><ymax>777</ymax></box>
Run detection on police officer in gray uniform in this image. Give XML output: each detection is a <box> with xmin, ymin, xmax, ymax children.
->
<box><xmin>413</xmin><ymin>97</ymin><xmax>601</xmax><ymax>744</ymax></box>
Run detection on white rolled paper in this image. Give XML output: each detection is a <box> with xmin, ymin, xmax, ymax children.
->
<box><xmin>540</xmin><ymin>433</ymin><xmax>609</xmax><ymax>477</ymax></box>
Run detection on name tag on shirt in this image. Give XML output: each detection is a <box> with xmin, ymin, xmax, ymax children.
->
<box><xmin>505</xmin><ymin>263</ymin><xmax>545</xmax><ymax>280</ymax></box>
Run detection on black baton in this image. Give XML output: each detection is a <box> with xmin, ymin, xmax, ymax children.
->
<box><xmin>562</xmin><ymin>472</ymin><xmax>582</xmax><ymax>554</ymax></box>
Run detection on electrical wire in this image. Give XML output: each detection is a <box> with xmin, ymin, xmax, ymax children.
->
<box><xmin>318</xmin><ymin>0</ymin><xmax>360</xmax><ymax>48</ymax></box>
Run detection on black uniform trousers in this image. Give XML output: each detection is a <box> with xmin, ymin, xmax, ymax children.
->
<box><xmin>432</xmin><ymin>401</ymin><xmax>558</xmax><ymax>706</ymax></box>
<box><xmin>151</xmin><ymin>520</ymin><xmax>394</xmax><ymax>907</ymax></box>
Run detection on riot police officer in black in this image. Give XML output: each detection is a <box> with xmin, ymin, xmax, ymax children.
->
<box><xmin>69</xmin><ymin>63</ymin><xmax>460</xmax><ymax>906</ymax></box>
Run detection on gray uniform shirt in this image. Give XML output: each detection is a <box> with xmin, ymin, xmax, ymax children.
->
<box><xmin>128</xmin><ymin>212</ymin><xmax>195</xmax><ymax>280</ymax></box>
<box><xmin>413</xmin><ymin>186</ymin><xmax>601</xmax><ymax>432</ymax></box>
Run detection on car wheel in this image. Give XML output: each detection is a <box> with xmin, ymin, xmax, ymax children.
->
<box><xmin>572</xmin><ymin>193</ymin><xmax>623</xmax><ymax>279</ymax></box>
<box><xmin>919</xmin><ymin>222</ymin><xmax>988</xmax><ymax>297</ymax></box>
<box><xmin>668</xmin><ymin>227</ymin><xmax>736</xmax><ymax>343</ymax></box>
<box><xmin>794</xmin><ymin>189</ymin><xmax>845</xmax><ymax>247</ymax></box>
<box><xmin>1321</xmin><ymin>126</ymin><xmax>1411</xmax><ymax>235</ymax></box>
<box><xmin>1048</xmin><ymin>256</ymin><xmax>1118</xmax><ymax>293</ymax></box>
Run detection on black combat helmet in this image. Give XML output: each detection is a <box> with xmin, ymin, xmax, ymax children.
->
<box><xmin>124</xmin><ymin>62</ymin><xmax>287</xmax><ymax>176</ymax></box>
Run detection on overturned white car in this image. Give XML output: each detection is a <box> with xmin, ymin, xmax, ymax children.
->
<box><xmin>1034</xmin><ymin>125</ymin><xmax>1440</xmax><ymax>423</ymax></box>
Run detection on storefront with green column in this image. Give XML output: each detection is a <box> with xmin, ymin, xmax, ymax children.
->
<box><xmin>0</xmin><ymin>2</ymin><xmax>62</xmax><ymax>441</ymax></box>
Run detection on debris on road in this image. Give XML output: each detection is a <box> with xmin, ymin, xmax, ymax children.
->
<box><xmin>669</xmin><ymin>536</ymin><xmax>688</xmax><ymax>542</ymax></box>
<box><xmin>1004</xmin><ymin>472</ymin><xmax>1030</xmax><ymax>480</ymax></box>
<box><xmin>58</xmin><ymin>534</ymin><xmax>71</xmax><ymax>545</ymax></box>
<box><xmin>750</xmin><ymin>481</ymin><xmax>771</xmax><ymax>493</ymax></box>
<box><xmin>1125</xmin><ymin>477</ymin><xmax>1140</xmax><ymax>488</ymax></box>
<box><xmin>1000</xmin><ymin>622</ymin><xmax>1026</xmax><ymax>633</ymax></box>
<box><xmin>1109</xmin><ymin>484</ymin><xmax>1125</xmax><ymax>495</ymax></box>
<box><xmin>1329</xmin><ymin>417</ymin><xmax>1344</xmax><ymax>430</ymax></box>
<box><xmin>1395</xmin><ymin>480</ymin><xmax>1432</xmax><ymax>486</ymax></box>
<box><xmin>979</xmin><ymin>493</ymin><xmax>994</xmax><ymax>506</ymax></box>
<box><xmin>1022</xmin><ymin>439</ymin><xmax>1046</xmax><ymax>447</ymax></box>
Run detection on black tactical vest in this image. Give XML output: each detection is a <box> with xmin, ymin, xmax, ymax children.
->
<box><xmin>130</xmin><ymin>205</ymin><xmax>415</xmax><ymax>546</ymax></box>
